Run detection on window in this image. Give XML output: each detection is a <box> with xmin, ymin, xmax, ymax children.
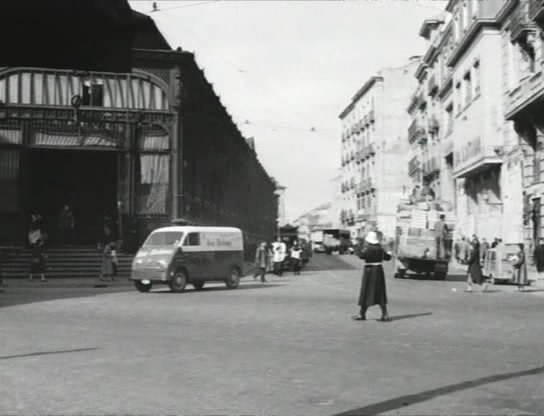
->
<box><xmin>473</xmin><ymin>60</ymin><xmax>480</xmax><ymax>95</ymax></box>
<box><xmin>144</xmin><ymin>231</ymin><xmax>184</xmax><ymax>247</ymax></box>
<box><xmin>445</xmin><ymin>104</ymin><xmax>454</xmax><ymax>135</ymax></box>
<box><xmin>455</xmin><ymin>81</ymin><xmax>462</xmax><ymax>114</ymax></box>
<box><xmin>464</xmin><ymin>71</ymin><xmax>472</xmax><ymax>104</ymax></box>
<box><xmin>184</xmin><ymin>232</ymin><xmax>201</xmax><ymax>246</ymax></box>
<box><xmin>82</xmin><ymin>82</ymin><xmax>104</xmax><ymax>106</ymax></box>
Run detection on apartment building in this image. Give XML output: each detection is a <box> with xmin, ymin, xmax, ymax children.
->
<box><xmin>407</xmin><ymin>14</ymin><xmax>455</xmax><ymax>204</ymax></box>
<box><xmin>339</xmin><ymin>58</ymin><xmax>420</xmax><ymax>239</ymax></box>
<box><xmin>442</xmin><ymin>0</ymin><xmax>524</xmax><ymax>242</ymax></box>
<box><xmin>503</xmin><ymin>0</ymin><xmax>544</xmax><ymax>250</ymax></box>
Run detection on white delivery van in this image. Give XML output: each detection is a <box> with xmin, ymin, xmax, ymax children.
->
<box><xmin>130</xmin><ymin>226</ymin><xmax>244</xmax><ymax>293</ymax></box>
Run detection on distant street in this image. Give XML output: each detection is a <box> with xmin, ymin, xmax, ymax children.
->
<box><xmin>1</xmin><ymin>254</ymin><xmax>544</xmax><ymax>415</ymax></box>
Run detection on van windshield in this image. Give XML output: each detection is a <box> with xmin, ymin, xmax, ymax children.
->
<box><xmin>143</xmin><ymin>231</ymin><xmax>184</xmax><ymax>247</ymax></box>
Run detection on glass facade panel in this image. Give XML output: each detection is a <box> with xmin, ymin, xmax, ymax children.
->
<box><xmin>33</xmin><ymin>73</ymin><xmax>44</xmax><ymax>104</ymax></box>
<box><xmin>8</xmin><ymin>73</ymin><xmax>19</xmax><ymax>103</ymax></box>
<box><xmin>136</xmin><ymin>154</ymin><xmax>170</xmax><ymax>215</ymax></box>
<box><xmin>0</xmin><ymin>149</ymin><xmax>20</xmax><ymax>212</ymax></box>
<box><xmin>21</xmin><ymin>72</ymin><xmax>32</xmax><ymax>104</ymax></box>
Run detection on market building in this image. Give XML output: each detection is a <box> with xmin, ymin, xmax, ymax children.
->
<box><xmin>0</xmin><ymin>0</ymin><xmax>277</xmax><ymax>252</ymax></box>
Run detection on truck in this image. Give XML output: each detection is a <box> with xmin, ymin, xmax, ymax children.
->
<box><xmin>321</xmin><ymin>228</ymin><xmax>351</xmax><ymax>255</ymax></box>
<box><xmin>394</xmin><ymin>199</ymin><xmax>455</xmax><ymax>280</ymax></box>
<box><xmin>310</xmin><ymin>230</ymin><xmax>325</xmax><ymax>252</ymax></box>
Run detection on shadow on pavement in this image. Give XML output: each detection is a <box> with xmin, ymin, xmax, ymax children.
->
<box><xmin>0</xmin><ymin>347</ymin><xmax>99</xmax><ymax>361</ymax></box>
<box><xmin>148</xmin><ymin>282</ymin><xmax>285</xmax><ymax>294</ymax></box>
<box><xmin>0</xmin><ymin>284</ymin><xmax>133</xmax><ymax>309</ymax></box>
<box><xmin>331</xmin><ymin>365</ymin><xmax>544</xmax><ymax>416</ymax></box>
<box><xmin>389</xmin><ymin>312</ymin><xmax>432</xmax><ymax>321</ymax></box>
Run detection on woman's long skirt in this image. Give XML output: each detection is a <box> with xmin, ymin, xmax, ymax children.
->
<box><xmin>513</xmin><ymin>265</ymin><xmax>528</xmax><ymax>286</ymax></box>
<box><xmin>358</xmin><ymin>265</ymin><xmax>388</xmax><ymax>307</ymax></box>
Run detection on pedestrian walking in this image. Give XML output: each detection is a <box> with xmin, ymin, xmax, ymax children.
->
<box><xmin>28</xmin><ymin>227</ymin><xmax>47</xmax><ymax>282</ymax></box>
<box><xmin>465</xmin><ymin>239</ymin><xmax>487</xmax><ymax>292</ymax></box>
<box><xmin>99</xmin><ymin>242</ymin><xmax>115</xmax><ymax>281</ymax></box>
<box><xmin>272</xmin><ymin>237</ymin><xmax>286</xmax><ymax>276</ymax></box>
<box><xmin>534</xmin><ymin>238</ymin><xmax>544</xmax><ymax>279</ymax></box>
<box><xmin>110</xmin><ymin>242</ymin><xmax>119</xmax><ymax>280</ymax></box>
<box><xmin>253</xmin><ymin>242</ymin><xmax>268</xmax><ymax>282</ymax></box>
<box><xmin>434</xmin><ymin>214</ymin><xmax>448</xmax><ymax>259</ymax></box>
<box><xmin>290</xmin><ymin>241</ymin><xmax>303</xmax><ymax>275</ymax></box>
<box><xmin>480</xmin><ymin>238</ymin><xmax>490</xmax><ymax>262</ymax></box>
<box><xmin>57</xmin><ymin>204</ymin><xmax>75</xmax><ymax>244</ymax></box>
<box><xmin>512</xmin><ymin>243</ymin><xmax>528</xmax><ymax>292</ymax></box>
<box><xmin>352</xmin><ymin>231</ymin><xmax>392</xmax><ymax>322</ymax></box>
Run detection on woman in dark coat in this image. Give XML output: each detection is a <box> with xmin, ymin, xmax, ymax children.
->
<box><xmin>352</xmin><ymin>231</ymin><xmax>392</xmax><ymax>322</ymax></box>
<box><xmin>466</xmin><ymin>239</ymin><xmax>487</xmax><ymax>292</ymax></box>
<box><xmin>28</xmin><ymin>227</ymin><xmax>47</xmax><ymax>282</ymax></box>
<box><xmin>513</xmin><ymin>243</ymin><xmax>528</xmax><ymax>291</ymax></box>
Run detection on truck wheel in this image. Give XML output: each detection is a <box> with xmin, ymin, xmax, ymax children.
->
<box><xmin>169</xmin><ymin>270</ymin><xmax>187</xmax><ymax>292</ymax></box>
<box><xmin>225</xmin><ymin>267</ymin><xmax>241</xmax><ymax>289</ymax></box>
<box><xmin>134</xmin><ymin>280</ymin><xmax>152</xmax><ymax>292</ymax></box>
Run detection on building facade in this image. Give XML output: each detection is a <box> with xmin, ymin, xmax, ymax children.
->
<box><xmin>407</xmin><ymin>14</ymin><xmax>456</xmax><ymax>206</ymax></box>
<box><xmin>339</xmin><ymin>59</ymin><xmax>420</xmax><ymax>240</ymax></box>
<box><xmin>0</xmin><ymin>2</ymin><xmax>277</xmax><ymax>252</ymax></box>
<box><xmin>503</xmin><ymin>0</ymin><xmax>544</xmax><ymax>252</ymax></box>
<box><xmin>293</xmin><ymin>202</ymin><xmax>334</xmax><ymax>241</ymax></box>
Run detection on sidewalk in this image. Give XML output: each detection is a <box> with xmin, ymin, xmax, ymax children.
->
<box><xmin>2</xmin><ymin>277</ymin><xmax>134</xmax><ymax>289</ymax></box>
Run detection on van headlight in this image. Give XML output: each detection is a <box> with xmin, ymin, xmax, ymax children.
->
<box><xmin>156</xmin><ymin>259</ymin><xmax>168</xmax><ymax>269</ymax></box>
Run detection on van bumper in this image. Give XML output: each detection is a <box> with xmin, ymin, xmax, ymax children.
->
<box><xmin>130</xmin><ymin>269</ymin><xmax>168</xmax><ymax>282</ymax></box>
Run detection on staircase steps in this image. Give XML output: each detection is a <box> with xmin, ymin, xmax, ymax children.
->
<box><xmin>1</xmin><ymin>246</ymin><xmax>134</xmax><ymax>278</ymax></box>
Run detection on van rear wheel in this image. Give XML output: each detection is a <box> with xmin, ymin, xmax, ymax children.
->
<box><xmin>169</xmin><ymin>270</ymin><xmax>187</xmax><ymax>292</ymax></box>
<box><xmin>134</xmin><ymin>280</ymin><xmax>152</xmax><ymax>293</ymax></box>
<box><xmin>225</xmin><ymin>267</ymin><xmax>241</xmax><ymax>289</ymax></box>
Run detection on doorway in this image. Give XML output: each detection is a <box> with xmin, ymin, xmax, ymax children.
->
<box><xmin>30</xmin><ymin>148</ymin><xmax>119</xmax><ymax>244</ymax></box>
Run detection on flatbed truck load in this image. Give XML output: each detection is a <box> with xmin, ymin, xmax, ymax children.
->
<box><xmin>394</xmin><ymin>200</ymin><xmax>455</xmax><ymax>280</ymax></box>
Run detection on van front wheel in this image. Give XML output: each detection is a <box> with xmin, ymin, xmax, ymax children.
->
<box><xmin>225</xmin><ymin>267</ymin><xmax>241</xmax><ymax>289</ymax></box>
<box><xmin>169</xmin><ymin>270</ymin><xmax>187</xmax><ymax>292</ymax></box>
<box><xmin>134</xmin><ymin>280</ymin><xmax>152</xmax><ymax>292</ymax></box>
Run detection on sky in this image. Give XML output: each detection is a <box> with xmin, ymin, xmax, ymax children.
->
<box><xmin>129</xmin><ymin>0</ymin><xmax>447</xmax><ymax>221</ymax></box>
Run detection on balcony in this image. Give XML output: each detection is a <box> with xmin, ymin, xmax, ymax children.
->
<box><xmin>408</xmin><ymin>119</ymin><xmax>425</xmax><ymax>144</ymax></box>
<box><xmin>422</xmin><ymin>156</ymin><xmax>440</xmax><ymax>177</ymax></box>
<box><xmin>428</xmin><ymin>73</ymin><xmax>438</xmax><ymax>96</ymax></box>
<box><xmin>505</xmin><ymin>71</ymin><xmax>544</xmax><ymax>120</ymax></box>
<box><xmin>453</xmin><ymin>136</ymin><xmax>502</xmax><ymax>178</ymax></box>
<box><xmin>511</xmin><ymin>0</ymin><xmax>536</xmax><ymax>43</ymax></box>
<box><xmin>529</xmin><ymin>0</ymin><xmax>544</xmax><ymax>28</ymax></box>
<box><xmin>408</xmin><ymin>156</ymin><xmax>420</xmax><ymax>176</ymax></box>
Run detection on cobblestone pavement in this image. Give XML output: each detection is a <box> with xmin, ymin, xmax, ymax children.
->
<box><xmin>1</xmin><ymin>254</ymin><xmax>543</xmax><ymax>415</ymax></box>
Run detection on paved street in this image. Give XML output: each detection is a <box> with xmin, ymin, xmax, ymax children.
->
<box><xmin>1</xmin><ymin>254</ymin><xmax>543</xmax><ymax>415</ymax></box>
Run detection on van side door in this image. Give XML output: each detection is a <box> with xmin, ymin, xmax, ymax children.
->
<box><xmin>183</xmin><ymin>232</ymin><xmax>205</xmax><ymax>279</ymax></box>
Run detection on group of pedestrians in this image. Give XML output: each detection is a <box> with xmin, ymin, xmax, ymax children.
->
<box><xmin>253</xmin><ymin>238</ymin><xmax>305</xmax><ymax>282</ymax></box>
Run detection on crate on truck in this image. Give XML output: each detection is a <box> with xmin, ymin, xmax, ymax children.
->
<box><xmin>394</xmin><ymin>199</ymin><xmax>455</xmax><ymax>280</ymax></box>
